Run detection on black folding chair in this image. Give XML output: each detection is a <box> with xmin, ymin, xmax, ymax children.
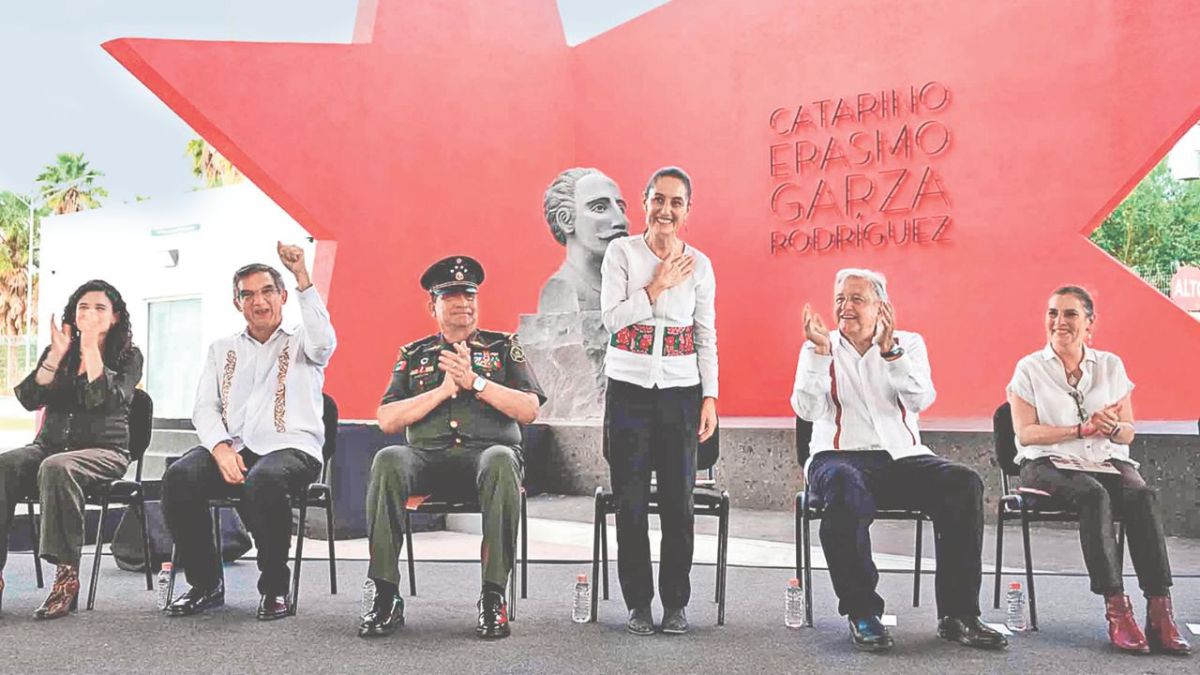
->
<box><xmin>19</xmin><ymin>389</ymin><xmax>155</xmax><ymax>611</ymax></box>
<box><xmin>590</xmin><ymin>424</ymin><xmax>729</xmax><ymax>625</ymax></box>
<box><xmin>402</xmin><ymin>488</ymin><xmax>527</xmax><ymax>619</ymax></box>
<box><xmin>793</xmin><ymin>416</ymin><xmax>926</xmax><ymax>627</ymax></box>
<box><xmin>990</xmin><ymin>402</ymin><xmax>1124</xmax><ymax>631</ymax></box>
<box><xmin>167</xmin><ymin>393</ymin><xmax>339</xmax><ymax>614</ymax></box>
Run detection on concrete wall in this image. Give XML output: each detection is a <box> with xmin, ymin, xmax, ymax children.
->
<box><xmin>525</xmin><ymin>420</ymin><xmax>1200</xmax><ymax>538</ymax></box>
<box><xmin>136</xmin><ymin>418</ymin><xmax>1199</xmax><ymax>539</ymax></box>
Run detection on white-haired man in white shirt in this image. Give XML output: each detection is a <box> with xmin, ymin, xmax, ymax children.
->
<box><xmin>791</xmin><ymin>268</ymin><xmax>1005</xmax><ymax>652</ymax></box>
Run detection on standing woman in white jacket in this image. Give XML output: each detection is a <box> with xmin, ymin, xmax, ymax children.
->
<box><xmin>600</xmin><ymin>166</ymin><xmax>717</xmax><ymax>636</ymax></box>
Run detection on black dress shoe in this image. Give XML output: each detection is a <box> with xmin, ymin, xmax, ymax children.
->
<box><xmin>476</xmin><ymin>590</ymin><xmax>510</xmax><ymax>639</ymax></box>
<box><xmin>937</xmin><ymin>616</ymin><xmax>1008</xmax><ymax>649</ymax></box>
<box><xmin>165</xmin><ymin>582</ymin><xmax>225</xmax><ymax>617</ymax></box>
<box><xmin>661</xmin><ymin>607</ymin><xmax>689</xmax><ymax>635</ymax></box>
<box><xmin>257</xmin><ymin>594</ymin><xmax>292</xmax><ymax>621</ymax></box>
<box><xmin>849</xmin><ymin>615</ymin><xmax>895</xmax><ymax>652</ymax></box>
<box><xmin>358</xmin><ymin>592</ymin><xmax>405</xmax><ymax>638</ymax></box>
<box><xmin>626</xmin><ymin>607</ymin><xmax>655</xmax><ymax>636</ymax></box>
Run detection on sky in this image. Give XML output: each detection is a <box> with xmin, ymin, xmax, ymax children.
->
<box><xmin>0</xmin><ymin>0</ymin><xmax>668</xmax><ymax>204</ymax></box>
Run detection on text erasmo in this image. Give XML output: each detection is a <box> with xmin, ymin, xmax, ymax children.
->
<box><xmin>766</xmin><ymin>82</ymin><xmax>953</xmax><ymax>255</ymax></box>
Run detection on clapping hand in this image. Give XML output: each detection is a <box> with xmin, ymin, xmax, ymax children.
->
<box><xmin>802</xmin><ymin>304</ymin><xmax>831</xmax><ymax>355</ymax></box>
<box><xmin>873</xmin><ymin>302</ymin><xmax>896</xmax><ymax>355</ymax></box>
<box><xmin>438</xmin><ymin>342</ymin><xmax>477</xmax><ymax>392</ymax></box>
<box><xmin>1088</xmin><ymin>403</ymin><xmax>1122</xmax><ymax>437</ymax></box>
<box><xmin>48</xmin><ymin>314</ymin><xmax>72</xmax><ymax>362</ymax></box>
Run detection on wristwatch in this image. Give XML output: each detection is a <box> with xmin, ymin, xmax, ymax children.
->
<box><xmin>880</xmin><ymin>345</ymin><xmax>905</xmax><ymax>360</ymax></box>
<box><xmin>472</xmin><ymin>375</ymin><xmax>488</xmax><ymax>393</ymax></box>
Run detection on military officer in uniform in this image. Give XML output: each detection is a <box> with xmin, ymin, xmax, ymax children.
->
<box><xmin>358</xmin><ymin>256</ymin><xmax>546</xmax><ymax>639</ymax></box>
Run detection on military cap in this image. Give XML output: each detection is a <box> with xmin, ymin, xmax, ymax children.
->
<box><xmin>420</xmin><ymin>255</ymin><xmax>485</xmax><ymax>295</ymax></box>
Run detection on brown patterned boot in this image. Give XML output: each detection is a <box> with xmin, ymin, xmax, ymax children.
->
<box><xmin>0</xmin><ymin>571</ymin><xmax>6</xmax><ymax>612</ymax></box>
<box><xmin>34</xmin><ymin>565</ymin><xmax>80</xmax><ymax>620</ymax></box>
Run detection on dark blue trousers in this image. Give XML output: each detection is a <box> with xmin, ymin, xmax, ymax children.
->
<box><xmin>808</xmin><ymin>451</ymin><xmax>984</xmax><ymax>619</ymax></box>
<box><xmin>605</xmin><ymin>379</ymin><xmax>700</xmax><ymax>610</ymax></box>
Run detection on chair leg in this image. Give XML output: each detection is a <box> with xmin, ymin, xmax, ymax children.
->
<box><xmin>520</xmin><ymin>491</ymin><xmax>528</xmax><ymax>600</ymax></box>
<box><xmin>993</xmin><ymin>506</ymin><xmax>1005</xmax><ymax>609</ymax></box>
<box><xmin>718</xmin><ymin>493</ymin><xmax>729</xmax><ymax>626</ymax></box>
<box><xmin>794</xmin><ymin>493</ymin><xmax>803</xmax><ymax>582</ymax></box>
<box><xmin>714</xmin><ymin>506</ymin><xmax>723</xmax><ymax>604</ymax></box>
<box><xmin>212</xmin><ymin>507</ymin><xmax>225</xmax><ymax>587</ymax></box>
<box><xmin>166</xmin><ymin>545</ymin><xmax>180</xmax><ymax>606</ymax></box>
<box><xmin>324</xmin><ymin>497</ymin><xmax>337</xmax><ymax>595</ymax></box>
<box><xmin>28</xmin><ymin>501</ymin><xmax>44</xmax><ymax>588</ymax></box>
<box><xmin>1020</xmin><ymin>505</ymin><xmax>1038</xmax><ymax>631</ymax></box>
<box><xmin>404</xmin><ymin>510</ymin><xmax>416</xmax><ymax>597</ymax></box>
<box><xmin>87</xmin><ymin>496</ymin><xmax>110</xmax><ymax>610</ymax></box>
<box><xmin>292</xmin><ymin>500</ymin><xmax>307</xmax><ymax>615</ymax></box>
<box><xmin>509</xmin><ymin>507</ymin><xmax>519</xmax><ymax>622</ymax></box>
<box><xmin>508</xmin><ymin>562</ymin><xmax>517</xmax><ymax>622</ymax></box>
<box><xmin>138</xmin><ymin>499</ymin><xmax>153</xmax><ymax>591</ymax></box>
<box><xmin>802</xmin><ymin>497</ymin><xmax>814</xmax><ymax>628</ymax></box>
<box><xmin>600</xmin><ymin>499</ymin><xmax>609</xmax><ymax>601</ymax></box>
<box><xmin>590</xmin><ymin>490</ymin><xmax>601</xmax><ymax>623</ymax></box>
<box><xmin>912</xmin><ymin>515</ymin><xmax>923</xmax><ymax>608</ymax></box>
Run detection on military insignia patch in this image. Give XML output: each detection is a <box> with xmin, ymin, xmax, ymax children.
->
<box><xmin>509</xmin><ymin>336</ymin><xmax>526</xmax><ymax>363</ymax></box>
<box><xmin>473</xmin><ymin>350</ymin><xmax>502</xmax><ymax>371</ymax></box>
<box><xmin>393</xmin><ymin>348</ymin><xmax>408</xmax><ymax>372</ymax></box>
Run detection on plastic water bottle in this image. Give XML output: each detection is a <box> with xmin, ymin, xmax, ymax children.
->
<box><xmin>361</xmin><ymin>578</ymin><xmax>376</xmax><ymax>616</ymax></box>
<box><xmin>157</xmin><ymin>563</ymin><xmax>173</xmax><ymax>610</ymax></box>
<box><xmin>571</xmin><ymin>574</ymin><xmax>591</xmax><ymax>623</ymax></box>
<box><xmin>1005</xmin><ymin>582</ymin><xmax>1027</xmax><ymax>632</ymax></box>
<box><xmin>785</xmin><ymin>578</ymin><xmax>805</xmax><ymax>628</ymax></box>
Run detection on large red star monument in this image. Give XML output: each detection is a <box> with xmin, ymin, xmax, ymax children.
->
<box><xmin>105</xmin><ymin>0</ymin><xmax>1200</xmax><ymax>420</ymax></box>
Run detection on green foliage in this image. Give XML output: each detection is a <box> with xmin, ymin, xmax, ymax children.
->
<box><xmin>0</xmin><ymin>191</ymin><xmax>39</xmax><ymax>335</ymax></box>
<box><xmin>34</xmin><ymin>152</ymin><xmax>108</xmax><ymax>214</ymax></box>
<box><xmin>1090</xmin><ymin>160</ymin><xmax>1200</xmax><ymax>291</ymax></box>
<box><xmin>186</xmin><ymin>137</ymin><xmax>243</xmax><ymax>188</ymax></box>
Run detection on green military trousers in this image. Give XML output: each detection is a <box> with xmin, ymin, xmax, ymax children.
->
<box><xmin>365</xmin><ymin>443</ymin><xmax>523</xmax><ymax>589</ymax></box>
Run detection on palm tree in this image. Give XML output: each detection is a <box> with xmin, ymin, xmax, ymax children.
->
<box><xmin>0</xmin><ymin>191</ymin><xmax>38</xmax><ymax>383</ymax></box>
<box><xmin>186</xmin><ymin>137</ymin><xmax>244</xmax><ymax>188</ymax></box>
<box><xmin>34</xmin><ymin>152</ymin><xmax>109</xmax><ymax>214</ymax></box>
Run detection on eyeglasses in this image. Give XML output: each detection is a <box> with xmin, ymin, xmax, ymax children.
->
<box><xmin>238</xmin><ymin>286</ymin><xmax>280</xmax><ymax>302</ymax></box>
<box><xmin>1067</xmin><ymin>389</ymin><xmax>1087</xmax><ymax>424</ymax></box>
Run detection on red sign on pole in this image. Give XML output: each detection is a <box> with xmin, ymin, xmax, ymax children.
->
<box><xmin>1170</xmin><ymin>266</ymin><xmax>1200</xmax><ymax>312</ymax></box>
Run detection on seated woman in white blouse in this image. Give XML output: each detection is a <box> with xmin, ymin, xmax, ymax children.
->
<box><xmin>1006</xmin><ymin>285</ymin><xmax>1188</xmax><ymax>655</ymax></box>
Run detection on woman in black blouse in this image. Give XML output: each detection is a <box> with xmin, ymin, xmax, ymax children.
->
<box><xmin>1</xmin><ymin>280</ymin><xmax>142</xmax><ymax>618</ymax></box>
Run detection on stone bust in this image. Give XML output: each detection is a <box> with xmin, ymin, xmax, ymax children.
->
<box><xmin>539</xmin><ymin>168</ymin><xmax>629</xmax><ymax>313</ymax></box>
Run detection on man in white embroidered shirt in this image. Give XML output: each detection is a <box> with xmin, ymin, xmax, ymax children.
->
<box><xmin>163</xmin><ymin>242</ymin><xmax>335</xmax><ymax>621</ymax></box>
<box><xmin>790</xmin><ymin>268</ymin><xmax>1005</xmax><ymax>651</ymax></box>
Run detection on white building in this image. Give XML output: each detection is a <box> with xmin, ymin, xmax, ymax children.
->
<box><xmin>38</xmin><ymin>183</ymin><xmax>315</xmax><ymax>418</ymax></box>
<box><xmin>1168</xmin><ymin>124</ymin><xmax>1200</xmax><ymax>181</ymax></box>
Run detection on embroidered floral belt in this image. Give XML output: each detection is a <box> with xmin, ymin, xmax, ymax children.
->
<box><xmin>610</xmin><ymin>323</ymin><xmax>696</xmax><ymax>356</ymax></box>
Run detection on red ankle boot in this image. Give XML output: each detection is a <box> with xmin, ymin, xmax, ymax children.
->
<box><xmin>1104</xmin><ymin>594</ymin><xmax>1149</xmax><ymax>654</ymax></box>
<box><xmin>1145</xmin><ymin>595</ymin><xmax>1191</xmax><ymax>655</ymax></box>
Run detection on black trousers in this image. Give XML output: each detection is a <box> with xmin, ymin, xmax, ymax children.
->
<box><xmin>604</xmin><ymin>378</ymin><xmax>700</xmax><ymax>610</ymax></box>
<box><xmin>162</xmin><ymin>446</ymin><xmax>320</xmax><ymax>596</ymax></box>
<box><xmin>1020</xmin><ymin>457</ymin><xmax>1171</xmax><ymax>597</ymax></box>
<box><xmin>808</xmin><ymin>451</ymin><xmax>984</xmax><ymax>619</ymax></box>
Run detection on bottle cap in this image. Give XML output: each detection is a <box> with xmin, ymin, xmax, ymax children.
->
<box><xmin>1009</xmin><ymin>581</ymin><xmax>1021</xmax><ymax>590</ymax></box>
<box><xmin>577</xmin><ymin>573</ymin><xmax>588</xmax><ymax>583</ymax></box>
<box><xmin>789</xmin><ymin>578</ymin><xmax>800</xmax><ymax>588</ymax></box>
<box><xmin>161</xmin><ymin>562</ymin><xmax>172</xmax><ymax>571</ymax></box>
